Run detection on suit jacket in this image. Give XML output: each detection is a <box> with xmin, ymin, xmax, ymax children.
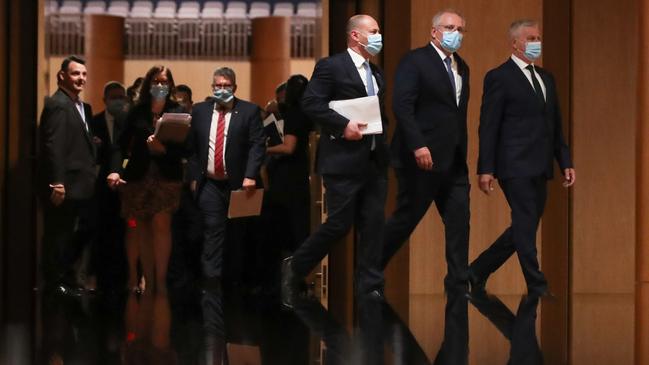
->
<box><xmin>187</xmin><ymin>98</ymin><xmax>266</xmax><ymax>189</ymax></box>
<box><xmin>391</xmin><ymin>44</ymin><xmax>470</xmax><ymax>172</ymax></box>
<box><xmin>90</xmin><ymin>110</ymin><xmax>124</xmax><ymax>181</ymax></box>
<box><xmin>301</xmin><ymin>50</ymin><xmax>390</xmax><ymax>175</ymax></box>
<box><xmin>110</xmin><ymin>101</ymin><xmax>186</xmax><ymax>181</ymax></box>
<box><xmin>38</xmin><ymin>88</ymin><xmax>96</xmax><ymax>200</ymax></box>
<box><xmin>477</xmin><ymin>58</ymin><xmax>573</xmax><ymax>179</ymax></box>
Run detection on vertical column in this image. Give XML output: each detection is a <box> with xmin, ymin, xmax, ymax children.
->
<box><xmin>83</xmin><ymin>14</ymin><xmax>125</xmax><ymax>113</ymax></box>
<box><xmin>636</xmin><ymin>0</ymin><xmax>649</xmax><ymax>363</ymax></box>
<box><xmin>250</xmin><ymin>16</ymin><xmax>291</xmax><ymax>107</ymax></box>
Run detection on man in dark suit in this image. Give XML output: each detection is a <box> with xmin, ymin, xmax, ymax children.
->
<box><xmin>469</xmin><ymin>19</ymin><xmax>576</xmax><ymax>296</ymax></box>
<box><xmin>382</xmin><ymin>10</ymin><xmax>471</xmax><ymax>287</ymax></box>
<box><xmin>187</xmin><ymin>67</ymin><xmax>266</xmax><ymax>289</ymax></box>
<box><xmin>282</xmin><ymin>14</ymin><xmax>390</xmax><ymax>306</ymax></box>
<box><xmin>88</xmin><ymin>81</ymin><xmax>127</xmax><ymax>289</ymax></box>
<box><xmin>38</xmin><ymin>55</ymin><xmax>97</xmax><ymax>292</ymax></box>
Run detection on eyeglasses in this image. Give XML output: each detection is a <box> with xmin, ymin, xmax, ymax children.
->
<box><xmin>212</xmin><ymin>83</ymin><xmax>233</xmax><ymax>89</ymax></box>
<box><xmin>437</xmin><ymin>24</ymin><xmax>466</xmax><ymax>33</ymax></box>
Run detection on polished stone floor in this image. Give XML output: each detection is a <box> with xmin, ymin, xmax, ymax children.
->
<box><xmin>32</xmin><ymin>284</ymin><xmax>635</xmax><ymax>365</ymax></box>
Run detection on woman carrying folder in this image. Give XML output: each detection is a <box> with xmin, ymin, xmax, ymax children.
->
<box><xmin>107</xmin><ymin>65</ymin><xmax>185</xmax><ymax>294</ymax></box>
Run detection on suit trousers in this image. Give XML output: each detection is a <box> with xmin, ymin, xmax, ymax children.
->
<box><xmin>198</xmin><ymin>178</ymin><xmax>230</xmax><ymax>279</ymax></box>
<box><xmin>291</xmin><ymin>160</ymin><xmax>387</xmax><ymax>295</ymax></box>
<box><xmin>382</xmin><ymin>161</ymin><xmax>470</xmax><ymax>286</ymax></box>
<box><xmin>470</xmin><ymin>176</ymin><xmax>548</xmax><ymax>292</ymax></box>
<box><xmin>41</xmin><ymin>198</ymin><xmax>96</xmax><ymax>282</ymax></box>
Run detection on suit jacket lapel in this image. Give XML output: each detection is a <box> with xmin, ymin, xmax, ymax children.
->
<box><xmin>342</xmin><ymin>51</ymin><xmax>368</xmax><ymax>96</ymax></box>
<box><xmin>456</xmin><ymin>54</ymin><xmax>469</xmax><ymax>107</ymax></box>
<box><xmin>506</xmin><ymin>58</ymin><xmax>543</xmax><ymax>104</ymax></box>
<box><xmin>426</xmin><ymin>44</ymin><xmax>457</xmax><ymax>107</ymax></box>
<box><xmin>225</xmin><ymin>99</ymin><xmax>241</xmax><ymax>155</ymax></box>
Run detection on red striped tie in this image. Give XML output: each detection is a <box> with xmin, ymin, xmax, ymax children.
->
<box><xmin>214</xmin><ymin>110</ymin><xmax>226</xmax><ymax>179</ymax></box>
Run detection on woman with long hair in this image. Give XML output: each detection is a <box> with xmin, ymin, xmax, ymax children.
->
<box><xmin>107</xmin><ymin>65</ymin><xmax>185</xmax><ymax>294</ymax></box>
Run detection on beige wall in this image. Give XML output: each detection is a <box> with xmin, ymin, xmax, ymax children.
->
<box><xmin>46</xmin><ymin>58</ymin><xmax>314</xmax><ymax>109</ymax></box>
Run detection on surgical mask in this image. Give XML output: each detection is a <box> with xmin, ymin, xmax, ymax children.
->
<box><xmin>362</xmin><ymin>33</ymin><xmax>383</xmax><ymax>56</ymax></box>
<box><xmin>524</xmin><ymin>41</ymin><xmax>542</xmax><ymax>61</ymax></box>
<box><xmin>441</xmin><ymin>30</ymin><xmax>463</xmax><ymax>53</ymax></box>
<box><xmin>106</xmin><ymin>99</ymin><xmax>126</xmax><ymax>116</ymax></box>
<box><xmin>213</xmin><ymin>87</ymin><xmax>234</xmax><ymax>104</ymax></box>
<box><xmin>150</xmin><ymin>84</ymin><xmax>169</xmax><ymax>100</ymax></box>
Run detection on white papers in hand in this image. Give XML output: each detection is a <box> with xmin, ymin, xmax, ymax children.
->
<box><xmin>328</xmin><ymin>95</ymin><xmax>382</xmax><ymax>135</ymax></box>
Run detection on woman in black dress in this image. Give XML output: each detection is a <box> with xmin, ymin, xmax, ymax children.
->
<box><xmin>107</xmin><ymin>65</ymin><xmax>185</xmax><ymax>294</ymax></box>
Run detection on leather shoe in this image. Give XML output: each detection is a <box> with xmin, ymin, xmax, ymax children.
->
<box><xmin>281</xmin><ymin>257</ymin><xmax>303</xmax><ymax>308</ymax></box>
<box><xmin>468</xmin><ymin>269</ymin><xmax>487</xmax><ymax>294</ymax></box>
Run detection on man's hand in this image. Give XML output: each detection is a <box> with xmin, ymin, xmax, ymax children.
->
<box><xmin>343</xmin><ymin>120</ymin><xmax>367</xmax><ymax>141</ymax></box>
<box><xmin>49</xmin><ymin>183</ymin><xmax>65</xmax><ymax>206</ymax></box>
<box><xmin>563</xmin><ymin>168</ymin><xmax>576</xmax><ymax>187</ymax></box>
<box><xmin>242</xmin><ymin>178</ymin><xmax>256</xmax><ymax>195</ymax></box>
<box><xmin>478</xmin><ymin>174</ymin><xmax>495</xmax><ymax>195</ymax></box>
<box><xmin>107</xmin><ymin>173</ymin><xmax>126</xmax><ymax>190</ymax></box>
<box><xmin>414</xmin><ymin>147</ymin><xmax>433</xmax><ymax>171</ymax></box>
<box><xmin>146</xmin><ymin>135</ymin><xmax>166</xmax><ymax>155</ymax></box>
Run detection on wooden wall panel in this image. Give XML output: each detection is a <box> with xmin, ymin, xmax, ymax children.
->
<box><xmin>407</xmin><ymin>0</ymin><xmax>543</xmax><ymax>296</ymax></box>
<box><xmin>571</xmin><ymin>0</ymin><xmax>636</xmax><ymax>295</ymax></box>
<box><xmin>83</xmin><ymin>15</ymin><xmax>124</xmax><ymax>114</ymax></box>
<box><xmin>250</xmin><ymin>16</ymin><xmax>291</xmax><ymax>107</ymax></box>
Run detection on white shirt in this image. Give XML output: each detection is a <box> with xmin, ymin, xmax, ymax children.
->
<box><xmin>75</xmin><ymin>100</ymin><xmax>88</xmax><ymax>131</ymax></box>
<box><xmin>431</xmin><ymin>42</ymin><xmax>462</xmax><ymax>106</ymax></box>
<box><xmin>207</xmin><ymin>105</ymin><xmax>232</xmax><ymax>179</ymax></box>
<box><xmin>105</xmin><ymin>111</ymin><xmax>115</xmax><ymax>143</ymax></box>
<box><xmin>511</xmin><ymin>54</ymin><xmax>547</xmax><ymax>101</ymax></box>
<box><xmin>347</xmin><ymin>48</ymin><xmax>379</xmax><ymax>95</ymax></box>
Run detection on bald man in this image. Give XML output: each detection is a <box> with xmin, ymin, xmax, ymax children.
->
<box><xmin>281</xmin><ymin>14</ymin><xmax>390</xmax><ymax>307</ymax></box>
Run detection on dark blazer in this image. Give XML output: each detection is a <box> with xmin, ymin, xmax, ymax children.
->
<box><xmin>301</xmin><ymin>50</ymin><xmax>390</xmax><ymax>175</ymax></box>
<box><xmin>187</xmin><ymin>98</ymin><xmax>266</xmax><ymax>189</ymax></box>
<box><xmin>110</xmin><ymin>102</ymin><xmax>186</xmax><ymax>181</ymax></box>
<box><xmin>38</xmin><ymin>88</ymin><xmax>96</xmax><ymax>200</ymax></box>
<box><xmin>90</xmin><ymin>110</ymin><xmax>124</xmax><ymax>181</ymax></box>
<box><xmin>477</xmin><ymin>58</ymin><xmax>572</xmax><ymax>179</ymax></box>
<box><xmin>391</xmin><ymin>44</ymin><xmax>470</xmax><ymax>172</ymax></box>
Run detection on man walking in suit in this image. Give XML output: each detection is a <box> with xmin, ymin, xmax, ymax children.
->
<box><xmin>382</xmin><ymin>10</ymin><xmax>471</xmax><ymax>288</ymax></box>
<box><xmin>38</xmin><ymin>55</ymin><xmax>97</xmax><ymax>292</ymax></box>
<box><xmin>469</xmin><ymin>20</ymin><xmax>576</xmax><ymax>296</ymax></box>
<box><xmin>187</xmin><ymin>67</ymin><xmax>266</xmax><ymax>290</ymax></box>
<box><xmin>282</xmin><ymin>14</ymin><xmax>390</xmax><ymax>306</ymax></box>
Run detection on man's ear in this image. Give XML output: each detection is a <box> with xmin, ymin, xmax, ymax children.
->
<box><xmin>57</xmin><ymin>70</ymin><xmax>64</xmax><ymax>83</ymax></box>
<box><xmin>232</xmin><ymin>84</ymin><xmax>238</xmax><ymax>94</ymax></box>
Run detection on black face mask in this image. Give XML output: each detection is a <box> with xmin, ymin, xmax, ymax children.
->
<box><xmin>277</xmin><ymin>102</ymin><xmax>288</xmax><ymax>117</ymax></box>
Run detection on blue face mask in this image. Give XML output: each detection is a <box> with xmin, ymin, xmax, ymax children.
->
<box><xmin>440</xmin><ymin>30</ymin><xmax>463</xmax><ymax>53</ymax></box>
<box><xmin>363</xmin><ymin>33</ymin><xmax>383</xmax><ymax>56</ymax></box>
<box><xmin>150</xmin><ymin>84</ymin><xmax>169</xmax><ymax>100</ymax></box>
<box><xmin>213</xmin><ymin>87</ymin><xmax>234</xmax><ymax>104</ymax></box>
<box><xmin>524</xmin><ymin>41</ymin><xmax>542</xmax><ymax>61</ymax></box>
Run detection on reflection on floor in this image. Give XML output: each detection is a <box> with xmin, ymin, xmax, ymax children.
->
<box><xmin>34</xmin><ymin>285</ymin><xmax>634</xmax><ymax>365</ymax></box>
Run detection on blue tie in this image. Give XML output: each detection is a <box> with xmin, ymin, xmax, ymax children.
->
<box><xmin>444</xmin><ymin>57</ymin><xmax>457</xmax><ymax>101</ymax></box>
<box><xmin>364</xmin><ymin>61</ymin><xmax>376</xmax><ymax>150</ymax></box>
<box><xmin>364</xmin><ymin>61</ymin><xmax>375</xmax><ymax>96</ymax></box>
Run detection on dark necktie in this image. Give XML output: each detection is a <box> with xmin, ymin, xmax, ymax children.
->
<box><xmin>526</xmin><ymin>64</ymin><xmax>545</xmax><ymax>105</ymax></box>
<box><xmin>444</xmin><ymin>56</ymin><xmax>457</xmax><ymax>100</ymax></box>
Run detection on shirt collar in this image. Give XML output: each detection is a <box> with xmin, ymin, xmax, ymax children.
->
<box><xmin>430</xmin><ymin>41</ymin><xmax>454</xmax><ymax>63</ymax></box>
<box><xmin>347</xmin><ymin>48</ymin><xmax>368</xmax><ymax>69</ymax></box>
<box><xmin>60</xmin><ymin>86</ymin><xmax>81</xmax><ymax>103</ymax></box>
<box><xmin>511</xmin><ymin>54</ymin><xmax>534</xmax><ymax>70</ymax></box>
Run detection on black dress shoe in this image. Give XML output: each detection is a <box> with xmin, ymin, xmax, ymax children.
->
<box><xmin>468</xmin><ymin>270</ymin><xmax>487</xmax><ymax>294</ymax></box>
<box><xmin>281</xmin><ymin>257</ymin><xmax>304</xmax><ymax>308</ymax></box>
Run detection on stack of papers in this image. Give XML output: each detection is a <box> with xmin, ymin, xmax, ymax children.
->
<box><xmin>154</xmin><ymin>113</ymin><xmax>192</xmax><ymax>143</ymax></box>
<box><xmin>328</xmin><ymin>95</ymin><xmax>383</xmax><ymax>135</ymax></box>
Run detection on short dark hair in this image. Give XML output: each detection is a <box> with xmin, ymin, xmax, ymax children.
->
<box><xmin>213</xmin><ymin>67</ymin><xmax>236</xmax><ymax>85</ymax></box>
<box><xmin>60</xmin><ymin>55</ymin><xmax>86</xmax><ymax>72</ymax></box>
<box><xmin>103</xmin><ymin>81</ymin><xmax>125</xmax><ymax>97</ymax></box>
<box><xmin>275</xmin><ymin>82</ymin><xmax>287</xmax><ymax>95</ymax></box>
<box><xmin>175</xmin><ymin>84</ymin><xmax>193</xmax><ymax>101</ymax></box>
